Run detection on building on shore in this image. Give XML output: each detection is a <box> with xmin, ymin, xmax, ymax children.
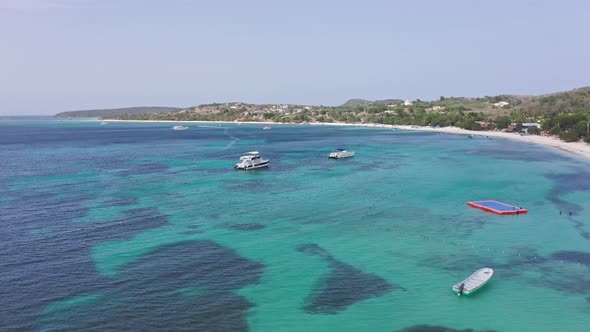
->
<box><xmin>521</xmin><ymin>122</ymin><xmax>541</xmax><ymax>133</ymax></box>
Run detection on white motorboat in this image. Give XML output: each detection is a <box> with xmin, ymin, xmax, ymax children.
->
<box><xmin>329</xmin><ymin>149</ymin><xmax>355</xmax><ymax>159</ymax></box>
<box><xmin>100</xmin><ymin>121</ymin><xmax>109</xmax><ymax>125</ymax></box>
<box><xmin>452</xmin><ymin>268</ymin><xmax>494</xmax><ymax>296</ymax></box>
<box><xmin>234</xmin><ymin>151</ymin><xmax>269</xmax><ymax>170</ymax></box>
<box><xmin>263</xmin><ymin>126</ymin><xmax>272</xmax><ymax>130</ymax></box>
<box><xmin>172</xmin><ymin>125</ymin><xmax>189</xmax><ymax>131</ymax></box>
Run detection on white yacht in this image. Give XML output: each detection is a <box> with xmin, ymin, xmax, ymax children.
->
<box><xmin>234</xmin><ymin>151</ymin><xmax>269</xmax><ymax>170</ymax></box>
<box><xmin>172</xmin><ymin>125</ymin><xmax>189</xmax><ymax>131</ymax></box>
<box><xmin>329</xmin><ymin>149</ymin><xmax>355</xmax><ymax>159</ymax></box>
<box><xmin>263</xmin><ymin>126</ymin><xmax>272</xmax><ymax>130</ymax></box>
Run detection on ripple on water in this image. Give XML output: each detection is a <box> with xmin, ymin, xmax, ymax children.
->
<box><xmin>115</xmin><ymin>162</ymin><xmax>169</xmax><ymax>177</ymax></box>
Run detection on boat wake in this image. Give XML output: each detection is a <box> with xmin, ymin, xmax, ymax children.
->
<box><xmin>223</xmin><ymin>128</ymin><xmax>240</xmax><ymax>149</ymax></box>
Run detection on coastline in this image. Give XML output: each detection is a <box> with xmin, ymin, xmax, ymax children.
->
<box><xmin>103</xmin><ymin>119</ymin><xmax>590</xmax><ymax>161</ymax></box>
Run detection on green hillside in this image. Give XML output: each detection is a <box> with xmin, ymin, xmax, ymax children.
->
<box><xmin>89</xmin><ymin>87</ymin><xmax>590</xmax><ymax>143</ymax></box>
<box><xmin>516</xmin><ymin>87</ymin><xmax>590</xmax><ymax>114</ymax></box>
<box><xmin>55</xmin><ymin>106</ymin><xmax>181</xmax><ymax>118</ymax></box>
<box><xmin>341</xmin><ymin>98</ymin><xmax>404</xmax><ymax>107</ymax></box>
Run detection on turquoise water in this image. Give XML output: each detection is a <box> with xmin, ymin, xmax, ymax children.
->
<box><xmin>1</xmin><ymin>118</ymin><xmax>590</xmax><ymax>331</ymax></box>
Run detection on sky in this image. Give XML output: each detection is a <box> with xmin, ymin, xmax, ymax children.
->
<box><xmin>1</xmin><ymin>0</ymin><xmax>590</xmax><ymax>115</ymax></box>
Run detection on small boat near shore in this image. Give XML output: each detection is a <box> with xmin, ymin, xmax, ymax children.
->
<box><xmin>452</xmin><ymin>268</ymin><xmax>493</xmax><ymax>296</ymax></box>
<box><xmin>172</xmin><ymin>125</ymin><xmax>189</xmax><ymax>131</ymax></box>
<box><xmin>100</xmin><ymin>121</ymin><xmax>109</xmax><ymax>125</ymax></box>
<box><xmin>329</xmin><ymin>149</ymin><xmax>355</xmax><ymax>159</ymax></box>
<box><xmin>263</xmin><ymin>126</ymin><xmax>272</xmax><ymax>130</ymax></box>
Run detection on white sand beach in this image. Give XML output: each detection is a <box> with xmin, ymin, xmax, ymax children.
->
<box><xmin>103</xmin><ymin>119</ymin><xmax>590</xmax><ymax>161</ymax></box>
<box><xmin>391</xmin><ymin>125</ymin><xmax>590</xmax><ymax>161</ymax></box>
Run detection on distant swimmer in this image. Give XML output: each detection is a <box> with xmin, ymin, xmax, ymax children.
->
<box><xmin>569</xmin><ymin>211</ymin><xmax>573</xmax><ymax>216</ymax></box>
<box><xmin>560</xmin><ymin>210</ymin><xmax>562</xmax><ymax>215</ymax></box>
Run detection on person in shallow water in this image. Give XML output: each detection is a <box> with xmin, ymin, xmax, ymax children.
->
<box><xmin>569</xmin><ymin>211</ymin><xmax>573</xmax><ymax>216</ymax></box>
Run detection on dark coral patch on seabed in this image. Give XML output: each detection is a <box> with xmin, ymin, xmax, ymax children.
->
<box><xmin>177</xmin><ymin>229</ymin><xmax>203</xmax><ymax>235</ymax></box>
<box><xmin>296</xmin><ymin>243</ymin><xmax>395</xmax><ymax>314</ymax></box>
<box><xmin>40</xmin><ymin>241</ymin><xmax>265</xmax><ymax>331</ymax></box>
<box><xmin>551</xmin><ymin>251</ymin><xmax>590</xmax><ymax>266</ymax></box>
<box><xmin>102</xmin><ymin>196</ymin><xmax>138</xmax><ymax>207</ymax></box>
<box><xmin>0</xmin><ymin>191</ymin><xmax>168</xmax><ymax>330</ymax></box>
<box><xmin>229</xmin><ymin>223</ymin><xmax>266</xmax><ymax>231</ymax></box>
<box><xmin>545</xmin><ymin>169</ymin><xmax>590</xmax><ymax>213</ymax></box>
<box><xmin>545</xmin><ymin>168</ymin><xmax>590</xmax><ymax>240</ymax></box>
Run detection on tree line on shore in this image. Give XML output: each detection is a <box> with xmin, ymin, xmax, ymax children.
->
<box><xmin>541</xmin><ymin>109</ymin><xmax>590</xmax><ymax>143</ymax></box>
<box><xmin>114</xmin><ymin>105</ymin><xmax>590</xmax><ymax>144</ymax></box>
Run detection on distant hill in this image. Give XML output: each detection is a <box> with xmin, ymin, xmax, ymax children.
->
<box><xmin>57</xmin><ymin>87</ymin><xmax>590</xmax><ymax>119</ymax></box>
<box><xmin>341</xmin><ymin>99</ymin><xmax>372</xmax><ymax>107</ymax></box>
<box><xmin>55</xmin><ymin>106</ymin><xmax>182</xmax><ymax>118</ymax></box>
<box><xmin>430</xmin><ymin>87</ymin><xmax>590</xmax><ymax>115</ymax></box>
<box><xmin>516</xmin><ymin>87</ymin><xmax>590</xmax><ymax>114</ymax></box>
<box><xmin>341</xmin><ymin>98</ymin><xmax>404</xmax><ymax>107</ymax></box>
<box><xmin>373</xmin><ymin>99</ymin><xmax>405</xmax><ymax>106</ymax></box>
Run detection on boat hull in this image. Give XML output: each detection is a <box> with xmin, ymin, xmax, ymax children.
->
<box><xmin>234</xmin><ymin>162</ymin><xmax>269</xmax><ymax>170</ymax></box>
<box><xmin>452</xmin><ymin>279</ymin><xmax>490</xmax><ymax>296</ymax></box>
<box><xmin>329</xmin><ymin>152</ymin><xmax>355</xmax><ymax>159</ymax></box>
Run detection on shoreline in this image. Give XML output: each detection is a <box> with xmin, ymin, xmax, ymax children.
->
<box><xmin>103</xmin><ymin>119</ymin><xmax>590</xmax><ymax>161</ymax></box>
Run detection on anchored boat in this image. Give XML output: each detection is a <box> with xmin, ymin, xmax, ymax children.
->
<box><xmin>452</xmin><ymin>268</ymin><xmax>493</xmax><ymax>296</ymax></box>
<box><xmin>234</xmin><ymin>151</ymin><xmax>269</xmax><ymax>170</ymax></box>
<box><xmin>329</xmin><ymin>149</ymin><xmax>355</xmax><ymax>159</ymax></box>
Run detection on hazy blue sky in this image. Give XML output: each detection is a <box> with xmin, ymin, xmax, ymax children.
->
<box><xmin>1</xmin><ymin>0</ymin><xmax>589</xmax><ymax>115</ymax></box>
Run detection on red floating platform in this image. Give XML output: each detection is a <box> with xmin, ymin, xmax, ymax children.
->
<box><xmin>467</xmin><ymin>200</ymin><xmax>528</xmax><ymax>215</ymax></box>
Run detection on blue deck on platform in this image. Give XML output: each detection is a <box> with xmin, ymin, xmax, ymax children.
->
<box><xmin>472</xmin><ymin>200</ymin><xmax>520</xmax><ymax>211</ymax></box>
<box><xmin>467</xmin><ymin>200</ymin><xmax>527</xmax><ymax>215</ymax></box>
